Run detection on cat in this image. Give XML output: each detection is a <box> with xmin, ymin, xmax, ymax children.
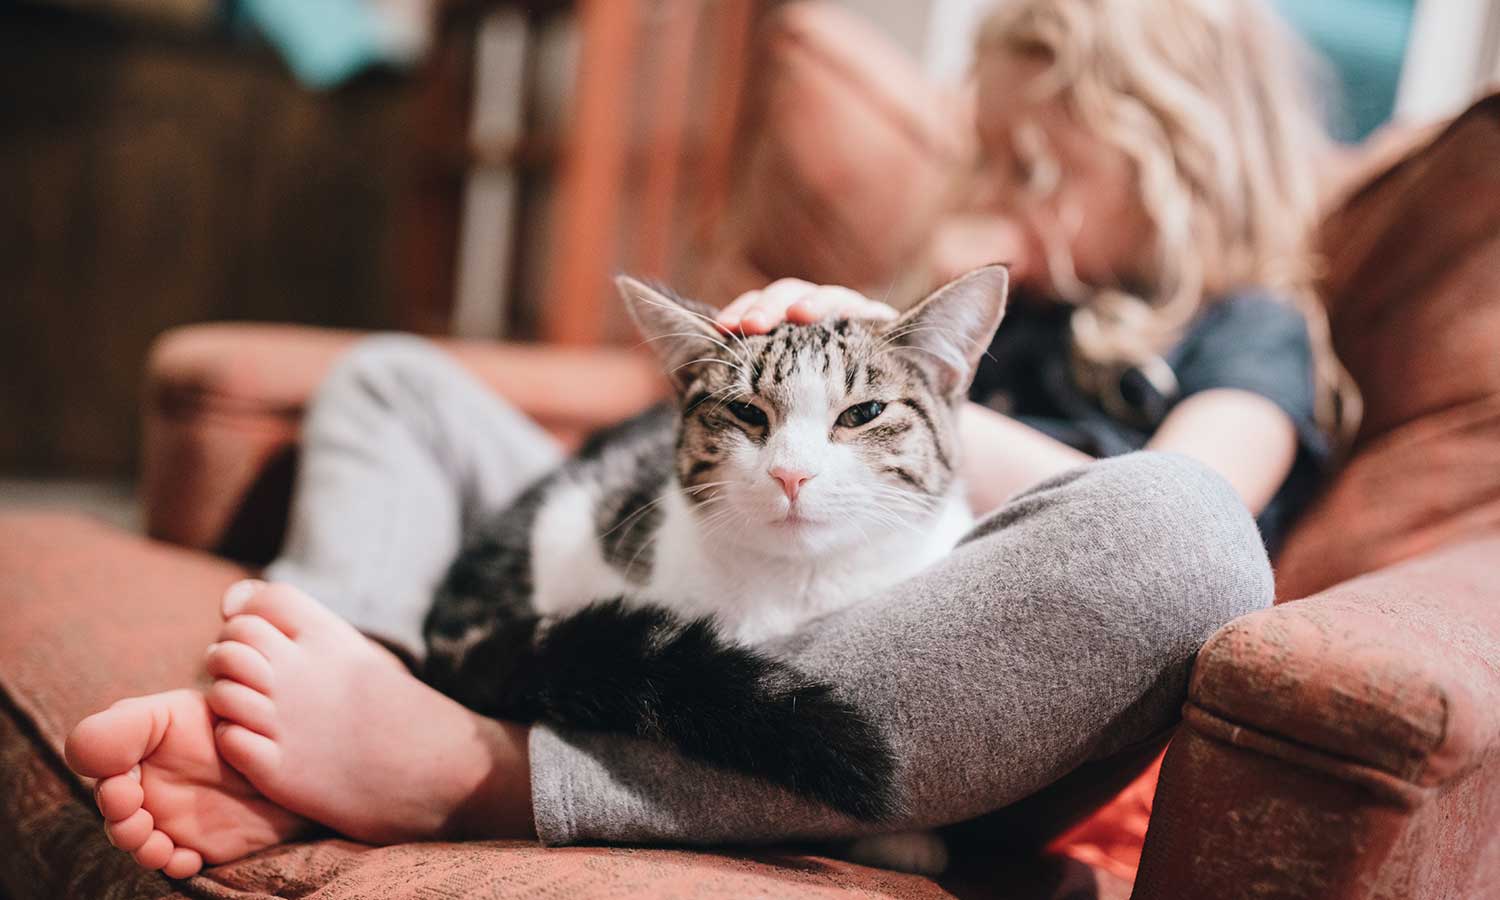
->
<box><xmin>421</xmin><ymin>265</ymin><xmax>1008</xmax><ymax>872</ymax></box>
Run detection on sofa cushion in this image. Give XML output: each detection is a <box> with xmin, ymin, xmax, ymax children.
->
<box><xmin>0</xmin><ymin>513</ymin><xmax>246</xmax><ymax>900</ymax></box>
<box><xmin>1275</xmin><ymin>93</ymin><xmax>1500</xmax><ymax>600</ymax></box>
<box><xmin>0</xmin><ymin>513</ymin><xmax>1128</xmax><ymax>899</ymax></box>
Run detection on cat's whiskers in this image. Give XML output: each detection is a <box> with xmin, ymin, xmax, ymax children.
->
<box><xmin>868</xmin><ymin>483</ymin><xmax>943</xmax><ymax>510</ymax></box>
<box><xmin>858</xmin><ymin>504</ymin><xmax>928</xmax><ymax>540</ymax></box>
<box><xmin>636</xmin><ymin>294</ymin><xmax>757</xmax><ymax>374</ymax></box>
<box><xmin>636</xmin><ymin>328</ymin><xmax>735</xmax><ymax>358</ymax></box>
<box><xmin>602</xmin><ymin>484</ymin><xmax>737</xmax><ymax>583</ymax></box>
<box><xmin>652</xmin><ymin>294</ymin><xmax>753</xmax><ymax>350</ymax></box>
<box><xmin>877</xmin><ymin>321</ymin><xmax>998</xmax><ymax>369</ymax></box>
<box><xmin>885</xmin><ymin>342</ymin><xmax>969</xmax><ymax>374</ymax></box>
<box><xmin>701</xmin><ymin>383</ymin><xmax>757</xmax><ymax>419</ymax></box>
<box><xmin>842</xmin><ymin>485</ymin><xmax>946</xmax><ymax>538</ymax></box>
<box><xmin>684</xmin><ymin>480</ymin><xmax>736</xmax><ymax>492</ymax></box>
<box><xmin>699</xmin><ymin>512</ymin><xmax>747</xmax><ymax>553</ymax></box>
<box><xmin>635</xmin><ymin>328</ymin><xmax>751</xmax><ymax>382</ymax></box>
<box><xmin>871</xmin><ymin>501</ymin><xmax>945</xmax><ymax>531</ymax></box>
<box><xmin>681</xmin><ymin>480</ymin><xmax>736</xmax><ymax>503</ymax></box>
<box><xmin>703</xmin><ymin>382</ymin><xmax>747</xmax><ymax>406</ymax></box>
<box><xmin>845</xmin><ymin>510</ymin><xmax>876</xmax><ymax>547</ymax></box>
<box><xmin>671</xmin><ymin>357</ymin><xmax>746</xmax><ymax>379</ymax></box>
<box><xmin>598</xmin><ymin>493</ymin><xmax>672</xmax><ymax>545</ymax></box>
<box><xmin>621</xmin><ymin>489</ymin><xmax>742</xmax><ymax>581</ymax></box>
<box><xmin>622</xmin><ymin>530</ymin><xmax>661</xmax><ymax>581</ymax></box>
<box><xmin>853</xmin><ymin>498</ymin><xmax>915</xmax><ymax>530</ymax></box>
<box><xmin>686</xmin><ymin>499</ymin><xmax>747</xmax><ymax>563</ymax></box>
<box><xmin>875</xmin><ymin>316</ymin><xmax>978</xmax><ymax>344</ymax></box>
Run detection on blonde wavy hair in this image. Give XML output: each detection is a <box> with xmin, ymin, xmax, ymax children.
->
<box><xmin>975</xmin><ymin>0</ymin><xmax>1356</xmax><ymax>436</ymax></box>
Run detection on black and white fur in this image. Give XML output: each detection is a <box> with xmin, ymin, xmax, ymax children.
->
<box><xmin>422</xmin><ymin>267</ymin><xmax>1009</xmax><ymax>868</ymax></box>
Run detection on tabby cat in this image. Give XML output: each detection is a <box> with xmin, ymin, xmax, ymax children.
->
<box><xmin>423</xmin><ymin>266</ymin><xmax>1008</xmax><ymax>863</ymax></box>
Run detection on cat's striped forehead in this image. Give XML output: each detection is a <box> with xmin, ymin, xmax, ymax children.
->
<box><xmin>696</xmin><ymin>319</ymin><xmax>922</xmax><ymax>408</ymax></box>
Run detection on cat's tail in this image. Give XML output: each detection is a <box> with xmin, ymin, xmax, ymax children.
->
<box><xmin>425</xmin><ymin>598</ymin><xmax>901</xmax><ymax>823</ymax></box>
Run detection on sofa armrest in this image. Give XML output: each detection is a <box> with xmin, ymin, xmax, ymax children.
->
<box><xmin>1133</xmin><ymin>533</ymin><xmax>1500</xmax><ymax>899</ymax></box>
<box><xmin>1191</xmin><ymin>538</ymin><xmax>1500</xmax><ymax>787</ymax></box>
<box><xmin>142</xmin><ymin>323</ymin><xmax>667</xmax><ymax>563</ymax></box>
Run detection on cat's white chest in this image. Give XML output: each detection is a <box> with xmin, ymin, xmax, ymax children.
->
<box><xmin>643</xmin><ymin>488</ymin><xmax>973</xmax><ymax>645</ymax></box>
<box><xmin>527</xmin><ymin>478</ymin><xmax>973</xmax><ymax>643</ymax></box>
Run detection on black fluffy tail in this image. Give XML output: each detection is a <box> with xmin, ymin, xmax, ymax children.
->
<box><xmin>424</xmin><ymin>598</ymin><xmax>899</xmax><ymax>822</ymax></box>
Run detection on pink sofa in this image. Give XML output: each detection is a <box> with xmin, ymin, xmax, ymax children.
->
<box><xmin>3</xmin><ymin>5</ymin><xmax>1499</xmax><ymax>897</ymax></box>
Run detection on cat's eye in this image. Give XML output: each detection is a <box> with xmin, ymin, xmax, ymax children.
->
<box><xmin>725</xmin><ymin>400</ymin><xmax>769</xmax><ymax>428</ymax></box>
<box><xmin>837</xmin><ymin>401</ymin><xmax>885</xmax><ymax>428</ymax></box>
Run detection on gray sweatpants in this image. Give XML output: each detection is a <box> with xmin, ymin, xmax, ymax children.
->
<box><xmin>268</xmin><ymin>335</ymin><xmax>1272</xmax><ymax>847</ymax></box>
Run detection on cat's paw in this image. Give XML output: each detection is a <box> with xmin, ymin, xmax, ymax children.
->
<box><xmin>842</xmin><ymin>829</ymin><xmax>950</xmax><ymax>875</ymax></box>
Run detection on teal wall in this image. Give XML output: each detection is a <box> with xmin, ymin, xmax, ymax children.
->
<box><xmin>1272</xmin><ymin>0</ymin><xmax>1416</xmax><ymax>141</ymax></box>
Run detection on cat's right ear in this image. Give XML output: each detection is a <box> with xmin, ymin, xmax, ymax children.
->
<box><xmin>617</xmin><ymin>276</ymin><xmax>727</xmax><ymax>391</ymax></box>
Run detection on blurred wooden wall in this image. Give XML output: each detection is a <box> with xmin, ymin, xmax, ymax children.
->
<box><xmin>0</xmin><ymin>0</ymin><xmax>768</xmax><ymax>478</ymax></box>
<box><xmin>0</xmin><ymin>7</ymin><xmax>433</xmax><ymax>477</ymax></box>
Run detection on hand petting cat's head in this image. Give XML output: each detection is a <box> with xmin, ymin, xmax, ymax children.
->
<box><xmin>619</xmin><ymin>267</ymin><xmax>1008</xmax><ymax>558</ymax></box>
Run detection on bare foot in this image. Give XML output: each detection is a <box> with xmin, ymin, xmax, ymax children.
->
<box><xmin>64</xmin><ymin>689</ymin><xmax>309</xmax><ymax>878</ymax></box>
<box><xmin>203</xmin><ymin>580</ymin><xmax>534</xmax><ymax>844</ymax></box>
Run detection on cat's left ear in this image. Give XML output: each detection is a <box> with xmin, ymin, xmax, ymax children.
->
<box><xmin>886</xmin><ymin>265</ymin><xmax>1009</xmax><ymax>399</ymax></box>
<box><xmin>617</xmin><ymin>276</ymin><xmax>727</xmax><ymax>391</ymax></box>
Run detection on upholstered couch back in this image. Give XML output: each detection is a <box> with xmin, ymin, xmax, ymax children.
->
<box><xmin>1275</xmin><ymin>94</ymin><xmax>1500</xmax><ymax>599</ymax></box>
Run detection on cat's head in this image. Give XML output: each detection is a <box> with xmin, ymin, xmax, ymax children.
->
<box><xmin>619</xmin><ymin>267</ymin><xmax>1008</xmax><ymax>557</ymax></box>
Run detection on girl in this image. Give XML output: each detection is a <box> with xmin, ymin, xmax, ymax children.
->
<box><xmin>64</xmin><ymin>0</ymin><xmax>1341</xmax><ymax>879</ymax></box>
<box><xmin>719</xmin><ymin>0</ymin><xmax>1349</xmax><ymax>546</ymax></box>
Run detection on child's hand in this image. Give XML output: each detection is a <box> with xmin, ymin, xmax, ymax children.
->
<box><xmin>716</xmin><ymin>278</ymin><xmax>898</xmax><ymax>335</ymax></box>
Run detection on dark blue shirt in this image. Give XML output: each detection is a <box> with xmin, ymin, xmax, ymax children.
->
<box><xmin>967</xmin><ymin>290</ymin><xmax>1329</xmax><ymax>553</ymax></box>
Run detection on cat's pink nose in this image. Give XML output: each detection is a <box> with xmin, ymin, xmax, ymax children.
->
<box><xmin>770</xmin><ymin>467</ymin><xmax>814</xmax><ymax>502</ymax></box>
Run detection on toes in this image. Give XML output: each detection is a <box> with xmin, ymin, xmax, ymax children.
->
<box><xmin>206</xmin><ymin>680</ymin><xmax>278</xmax><ymax>737</ymax></box>
<box><xmin>132</xmin><ymin>830</ymin><xmax>174</xmax><ymax>870</ymax></box>
<box><xmin>214</xmin><ymin>722</ymin><xmax>281</xmax><ymax>781</ymax></box>
<box><xmin>106</xmin><ymin>807</ymin><xmax>155</xmax><ymax>851</ymax></box>
<box><xmin>224</xmin><ymin>581</ymin><xmax>340</xmax><ymax>639</ymax></box>
<box><xmin>95</xmin><ymin>767</ymin><xmax>143</xmax><ymax>820</ymax></box>
<box><xmin>65</xmin><ymin>695</ymin><xmax>171</xmax><ymax>779</ymax></box>
<box><xmin>162</xmin><ymin>847</ymin><xmax>204</xmax><ymax>879</ymax></box>
<box><xmin>219</xmin><ymin>615</ymin><xmax>294</xmax><ymax>659</ymax></box>
<box><xmin>220</xmin><ymin>579</ymin><xmax>267</xmax><ymax>619</ymax></box>
<box><xmin>204</xmin><ymin>640</ymin><xmax>275</xmax><ymax>694</ymax></box>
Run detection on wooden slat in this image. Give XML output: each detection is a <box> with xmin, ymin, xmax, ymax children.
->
<box><xmin>635</xmin><ymin>0</ymin><xmax>704</xmax><ymax>279</ymax></box>
<box><xmin>694</xmin><ymin>0</ymin><xmax>757</xmax><ymax>246</ymax></box>
<box><xmin>540</xmin><ymin>0</ymin><xmax>643</xmax><ymax>345</ymax></box>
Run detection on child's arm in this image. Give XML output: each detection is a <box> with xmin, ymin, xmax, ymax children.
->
<box><xmin>958</xmin><ymin>402</ymin><xmax>1089</xmax><ymax>515</ymax></box>
<box><xmin>958</xmin><ymin>391</ymin><xmax>1298</xmax><ymax>517</ymax></box>
<box><xmin>1143</xmin><ymin>389</ymin><xmax>1298</xmax><ymax>515</ymax></box>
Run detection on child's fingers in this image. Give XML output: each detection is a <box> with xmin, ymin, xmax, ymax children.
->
<box><xmin>718</xmin><ymin>280</ymin><xmax>894</xmax><ymax>334</ymax></box>
<box><xmin>715</xmin><ymin>291</ymin><xmax>761</xmax><ymax>329</ymax></box>
<box><xmin>757</xmin><ymin>278</ymin><xmax>817</xmax><ymax>311</ymax></box>
<box><xmin>786</xmin><ymin>287</ymin><xmax>897</xmax><ymax>324</ymax></box>
<box><xmin>744</xmin><ymin>279</ymin><xmax>817</xmax><ymax>333</ymax></box>
<box><xmin>718</xmin><ymin>278</ymin><xmax>818</xmax><ymax>334</ymax></box>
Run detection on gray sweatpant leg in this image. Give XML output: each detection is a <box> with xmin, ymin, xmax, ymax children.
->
<box><xmin>529</xmin><ymin>452</ymin><xmax>1272</xmax><ymax>845</ymax></box>
<box><xmin>266</xmin><ymin>335</ymin><xmax>563</xmax><ymax>651</ymax></box>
